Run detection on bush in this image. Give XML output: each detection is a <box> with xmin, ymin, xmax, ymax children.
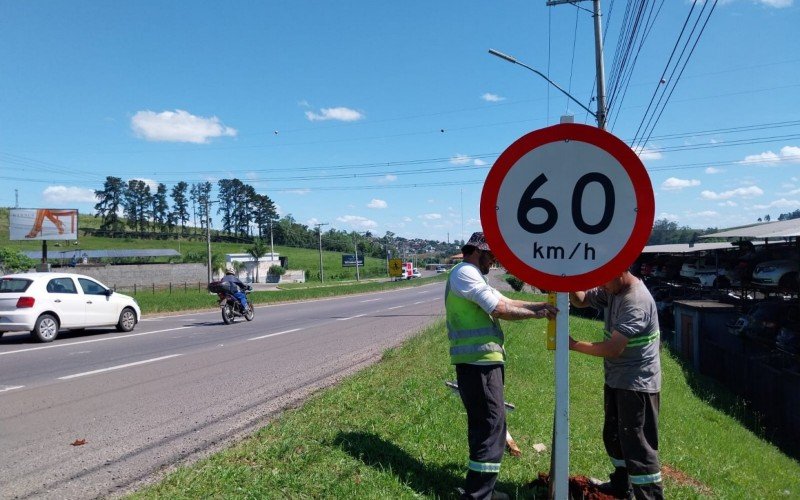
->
<box><xmin>505</xmin><ymin>274</ymin><xmax>525</xmax><ymax>292</ymax></box>
<box><xmin>268</xmin><ymin>265</ymin><xmax>286</xmax><ymax>276</ymax></box>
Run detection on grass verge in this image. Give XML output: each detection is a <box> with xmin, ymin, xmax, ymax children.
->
<box><xmin>130</xmin><ymin>295</ymin><xmax>800</xmax><ymax>499</ymax></box>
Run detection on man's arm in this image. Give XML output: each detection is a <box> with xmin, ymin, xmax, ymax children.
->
<box><xmin>491</xmin><ymin>296</ymin><xmax>556</xmax><ymax>321</ymax></box>
<box><xmin>569</xmin><ymin>329</ymin><xmax>629</xmax><ymax>358</ymax></box>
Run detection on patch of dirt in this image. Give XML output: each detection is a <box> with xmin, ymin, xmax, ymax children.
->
<box><xmin>662</xmin><ymin>463</ymin><xmax>713</xmax><ymax>496</ymax></box>
<box><xmin>526</xmin><ymin>472</ymin><xmax>618</xmax><ymax>499</ymax></box>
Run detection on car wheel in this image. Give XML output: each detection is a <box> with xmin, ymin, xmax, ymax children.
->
<box><xmin>32</xmin><ymin>314</ymin><xmax>59</xmax><ymax>343</ymax></box>
<box><xmin>116</xmin><ymin>307</ymin><xmax>137</xmax><ymax>332</ymax></box>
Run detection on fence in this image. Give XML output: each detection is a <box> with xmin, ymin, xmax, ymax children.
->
<box><xmin>110</xmin><ymin>282</ymin><xmax>211</xmax><ymax>295</ymax></box>
<box><xmin>699</xmin><ymin>332</ymin><xmax>800</xmax><ymax>458</ymax></box>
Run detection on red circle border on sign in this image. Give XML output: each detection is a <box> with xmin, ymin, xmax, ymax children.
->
<box><xmin>480</xmin><ymin>123</ymin><xmax>655</xmax><ymax>292</ymax></box>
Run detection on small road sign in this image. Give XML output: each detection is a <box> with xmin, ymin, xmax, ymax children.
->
<box><xmin>481</xmin><ymin>123</ymin><xmax>654</xmax><ymax>291</ymax></box>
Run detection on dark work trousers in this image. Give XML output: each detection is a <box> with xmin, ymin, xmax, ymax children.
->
<box><xmin>603</xmin><ymin>385</ymin><xmax>663</xmax><ymax>500</ymax></box>
<box><xmin>456</xmin><ymin>363</ymin><xmax>507</xmax><ymax>500</ymax></box>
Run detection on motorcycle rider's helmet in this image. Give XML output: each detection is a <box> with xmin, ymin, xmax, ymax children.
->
<box><xmin>225</xmin><ymin>268</ymin><xmax>235</xmax><ymax>275</ymax></box>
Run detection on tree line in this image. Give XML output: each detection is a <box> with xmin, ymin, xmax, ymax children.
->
<box><xmin>91</xmin><ymin>177</ymin><xmax>456</xmax><ymax>259</ymax></box>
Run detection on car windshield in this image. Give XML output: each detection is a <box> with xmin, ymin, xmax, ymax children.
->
<box><xmin>0</xmin><ymin>278</ymin><xmax>32</xmax><ymax>293</ymax></box>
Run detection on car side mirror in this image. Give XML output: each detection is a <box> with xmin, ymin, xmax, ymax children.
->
<box><xmin>105</xmin><ymin>289</ymin><xmax>114</xmax><ymax>297</ymax></box>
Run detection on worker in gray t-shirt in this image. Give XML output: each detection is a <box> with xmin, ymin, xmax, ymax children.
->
<box><xmin>570</xmin><ymin>270</ymin><xmax>663</xmax><ymax>500</ymax></box>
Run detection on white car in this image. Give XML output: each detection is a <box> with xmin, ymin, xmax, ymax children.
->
<box><xmin>751</xmin><ymin>259</ymin><xmax>800</xmax><ymax>290</ymax></box>
<box><xmin>0</xmin><ymin>272</ymin><xmax>141</xmax><ymax>342</ymax></box>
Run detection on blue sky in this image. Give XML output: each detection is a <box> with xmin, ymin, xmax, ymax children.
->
<box><xmin>1</xmin><ymin>0</ymin><xmax>798</xmax><ymax>243</ymax></box>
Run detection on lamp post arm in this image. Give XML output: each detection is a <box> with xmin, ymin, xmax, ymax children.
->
<box><xmin>488</xmin><ymin>49</ymin><xmax>597</xmax><ymax>119</ymax></box>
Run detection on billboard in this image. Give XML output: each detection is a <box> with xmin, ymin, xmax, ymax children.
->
<box><xmin>341</xmin><ymin>254</ymin><xmax>365</xmax><ymax>267</ymax></box>
<box><xmin>9</xmin><ymin>208</ymin><xmax>79</xmax><ymax>241</ymax></box>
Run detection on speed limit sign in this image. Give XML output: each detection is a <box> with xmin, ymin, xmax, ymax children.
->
<box><xmin>481</xmin><ymin>123</ymin><xmax>654</xmax><ymax>291</ymax></box>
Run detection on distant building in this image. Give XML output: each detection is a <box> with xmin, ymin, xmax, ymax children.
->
<box><xmin>225</xmin><ymin>253</ymin><xmax>280</xmax><ymax>283</ymax></box>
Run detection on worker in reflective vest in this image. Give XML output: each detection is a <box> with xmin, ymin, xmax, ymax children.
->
<box><xmin>446</xmin><ymin>231</ymin><xmax>556</xmax><ymax>500</ymax></box>
<box><xmin>569</xmin><ymin>270</ymin><xmax>663</xmax><ymax>500</ymax></box>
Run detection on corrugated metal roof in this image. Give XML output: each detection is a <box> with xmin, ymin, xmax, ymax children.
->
<box><xmin>23</xmin><ymin>249</ymin><xmax>180</xmax><ymax>259</ymax></box>
<box><xmin>700</xmin><ymin>218</ymin><xmax>800</xmax><ymax>239</ymax></box>
<box><xmin>641</xmin><ymin>242</ymin><xmax>735</xmax><ymax>254</ymax></box>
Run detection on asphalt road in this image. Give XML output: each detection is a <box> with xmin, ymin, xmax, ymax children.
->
<box><xmin>0</xmin><ymin>281</ymin><xmax>446</xmax><ymax>499</ymax></box>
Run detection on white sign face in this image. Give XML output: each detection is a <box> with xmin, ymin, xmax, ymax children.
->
<box><xmin>481</xmin><ymin>123</ymin><xmax>654</xmax><ymax>291</ymax></box>
<box><xmin>495</xmin><ymin>140</ymin><xmax>637</xmax><ymax>277</ymax></box>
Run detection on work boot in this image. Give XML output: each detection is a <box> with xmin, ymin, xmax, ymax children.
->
<box><xmin>593</xmin><ymin>467</ymin><xmax>632</xmax><ymax>499</ymax></box>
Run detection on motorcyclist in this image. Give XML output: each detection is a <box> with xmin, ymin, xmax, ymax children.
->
<box><xmin>221</xmin><ymin>268</ymin><xmax>250</xmax><ymax>311</ymax></box>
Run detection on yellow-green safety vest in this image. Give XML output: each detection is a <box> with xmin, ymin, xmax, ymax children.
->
<box><xmin>445</xmin><ymin>263</ymin><xmax>505</xmax><ymax>365</ymax></box>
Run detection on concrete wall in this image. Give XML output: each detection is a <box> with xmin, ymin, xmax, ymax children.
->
<box><xmin>59</xmin><ymin>263</ymin><xmax>207</xmax><ymax>290</ymax></box>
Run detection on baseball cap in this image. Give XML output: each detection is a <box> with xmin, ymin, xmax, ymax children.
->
<box><xmin>464</xmin><ymin>231</ymin><xmax>490</xmax><ymax>251</ymax></box>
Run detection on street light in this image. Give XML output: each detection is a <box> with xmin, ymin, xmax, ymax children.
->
<box><xmin>315</xmin><ymin>222</ymin><xmax>329</xmax><ymax>282</ymax></box>
<box><xmin>488</xmin><ymin>48</ymin><xmax>598</xmax><ymax>122</ymax></box>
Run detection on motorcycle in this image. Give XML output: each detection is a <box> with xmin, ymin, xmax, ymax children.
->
<box><xmin>208</xmin><ymin>281</ymin><xmax>255</xmax><ymax>324</ymax></box>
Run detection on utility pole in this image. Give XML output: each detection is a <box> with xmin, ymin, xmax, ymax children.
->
<box><xmin>314</xmin><ymin>222</ymin><xmax>329</xmax><ymax>282</ymax></box>
<box><xmin>205</xmin><ymin>198</ymin><xmax>212</xmax><ymax>283</ymax></box>
<box><xmin>545</xmin><ymin>0</ymin><xmax>608</xmax><ymax>129</ymax></box>
<box><xmin>354</xmin><ymin>235</ymin><xmax>360</xmax><ymax>282</ymax></box>
<box><xmin>269</xmin><ymin>219</ymin><xmax>275</xmax><ymax>264</ymax></box>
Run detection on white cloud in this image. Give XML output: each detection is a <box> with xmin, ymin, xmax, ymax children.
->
<box><xmin>481</xmin><ymin>93</ymin><xmax>505</xmax><ymax>102</ymax></box>
<box><xmin>751</xmin><ymin>198</ymin><xmax>800</xmax><ymax>210</ymax></box>
<box><xmin>379</xmin><ymin>174</ymin><xmax>397</xmax><ymax>184</ymax></box>
<box><xmin>402</xmin><ymin>216</ymin><xmax>412</xmax><ymax>222</ymax></box>
<box><xmin>718</xmin><ymin>200</ymin><xmax>738</xmax><ymax>207</ymax></box>
<box><xmin>637</xmin><ymin>146</ymin><xmax>663</xmax><ymax>161</ymax></box>
<box><xmin>131</xmin><ymin>178</ymin><xmax>159</xmax><ymax>191</ymax></box>
<box><xmin>420</xmin><ymin>213</ymin><xmax>442</xmax><ymax>220</ymax></box>
<box><xmin>741</xmin><ymin>145</ymin><xmax>800</xmax><ymax>165</ymax></box>
<box><xmin>307</xmin><ymin>217</ymin><xmax>320</xmax><ymax>226</ymax></box>
<box><xmin>305</xmin><ymin>107</ymin><xmax>364</xmax><ymax>122</ymax></box>
<box><xmin>705</xmin><ymin>167</ymin><xmax>723</xmax><ymax>174</ymax></box>
<box><xmin>337</xmin><ymin>215</ymin><xmax>377</xmax><ymax>229</ymax></box>
<box><xmin>701</xmin><ymin>186</ymin><xmax>764</xmax><ymax>200</ymax></box>
<box><xmin>285</xmin><ymin>189</ymin><xmax>311</xmax><ymax>195</ymax></box>
<box><xmin>657</xmin><ymin>212</ymin><xmax>679</xmax><ymax>222</ymax></box>
<box><xmin>450</xmin><ymin>154</ymin><xmax>487</xmax><ymax>167</ymax></box>
<box><xmin>367</xmin><ymin>198</ymin><xmax>387</xmax><ymax>209</ymax></box>
<box><xmin>42</xmin><ymin>186</ymin><xmax>97</xmax><ymax>203</ymax></box>
<box><xmin>661</xmin><ymin>177</ymin><xmax>700</xmax><ymax>191</ymax></box>
<box><xmin>691</xmin><ymin>210</ymin><xmax>719</xmax><ymax>218</ymax></box>
<box><xmin>757</xmin><ymin>0</ymin><xmax>793</xmax><ymax>8</ymax></box>
<box><xmin>131</xmin><ymin>109</ymin><xmax>237</xmax><ymax>143</ymax></box>
<box><xmin>450</xmin><ymin>154</ymin><xmax>471</xmax><ymax>165</ymax></box>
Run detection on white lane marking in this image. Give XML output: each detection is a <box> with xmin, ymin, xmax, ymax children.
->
<box><xmin>1</xmin><ymin>386</ymin><xmax>24</xmax><ymax>393</ymax></box>
<box><xmin>360</xmin><ymin>298</ymin><xmax>382</xmax><ymax>303</ymax></box>
<box><xmin>58</xmin><ymin>354</ymin><xmax>182</xmax><ymax>380</ymax></box>
<box><xmin>337</xmin><ymin>314</ymin><xmax>366</xmax><ymax>321</ymax></box>
<box><xmin>248</xmin><ymin>328</ymin><xmax>302</xmax><ymax>341</ymax></box>
<box><xmin>0</xmin><ymin>327</ymin><xmax>192</xmax><ymax>357</ymax></box>
<box><xmin>387</xmin><ymin>305</ymin><xmax>403</xmax><ymax>311</ymax></box>
<box><xmin>413</xmin><ymin>301</ymin><xmax>425</xmax><ymax>305</ymax></box>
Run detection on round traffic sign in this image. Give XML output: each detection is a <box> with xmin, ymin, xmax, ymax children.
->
<box><xmin>480</xmin><ymin>123</ymin><xmax>654</xmax><ymax>291</ymax></box>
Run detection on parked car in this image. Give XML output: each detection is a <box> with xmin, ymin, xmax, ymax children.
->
<box><xmin>411</xmin><ymin>268</ymin><xmax>422</xmax><ymax>278</ymax></box>
<box><xmin>435</xmin><ymin>266</ymin><xmax>447</xmax><ymax>274</ymax></box>
<box><xmin>0</xmin><ymin>273</ymin><xmax>141</xmax><ymax>342</ymax></box>
<box><xmin>751</xmin><ymin>259</ymin><xmax>799</xmax><ymax>291</ymax></box>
